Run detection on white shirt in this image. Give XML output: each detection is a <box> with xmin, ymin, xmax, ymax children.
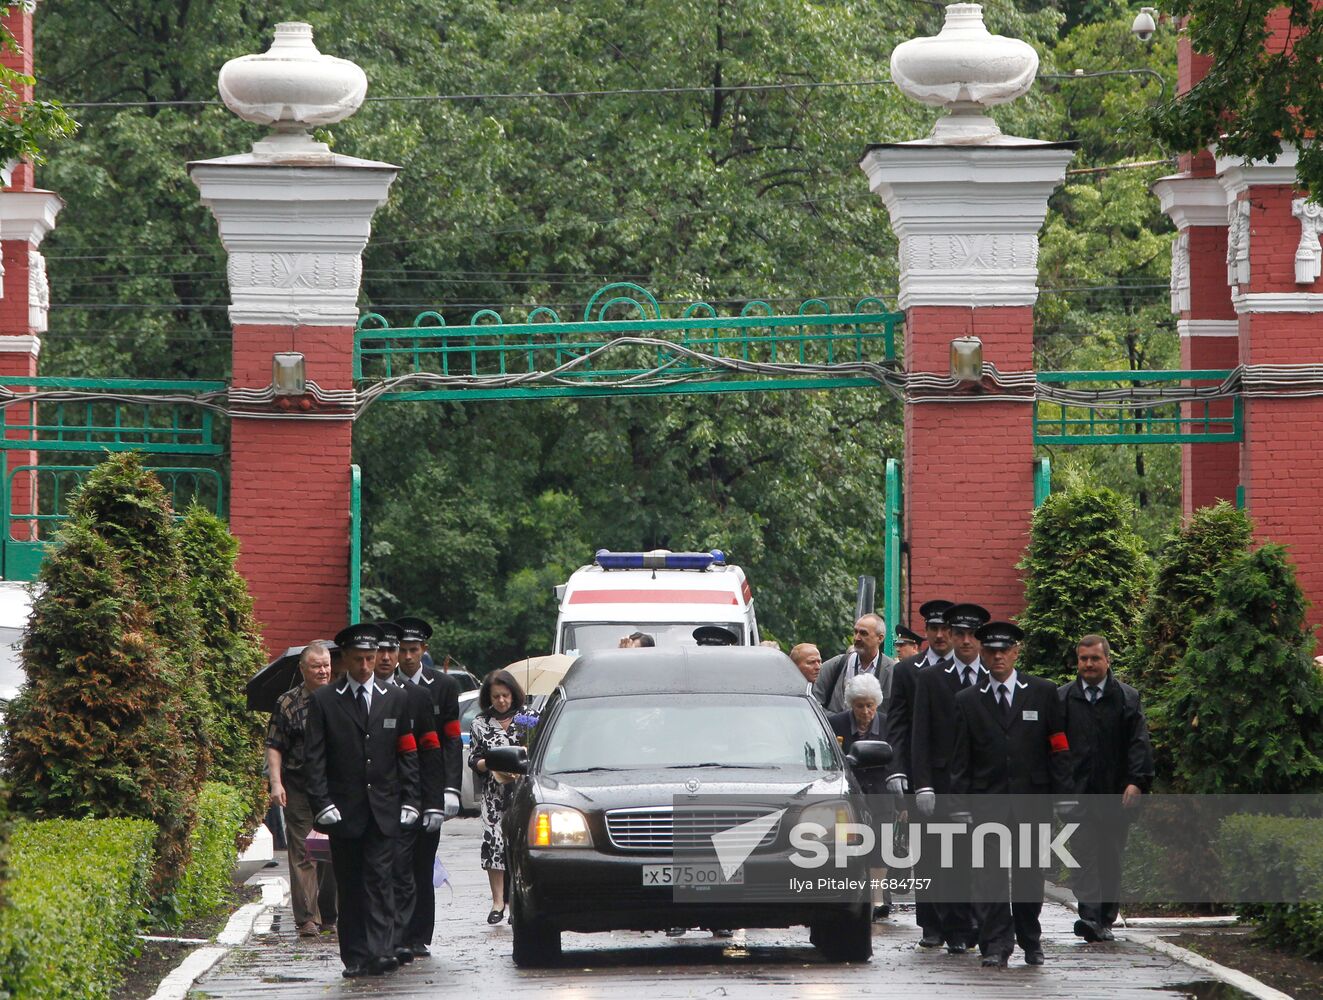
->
<box><xmin>924</xmin><ymin>647</ymin><xmax>951</xmax><ymax>667</ymax></box>
<box><xmin>401</xmin><ymin>668</ymin><xmax>424</xmax><ymax>685</ymax></box>
<box><xmin>1083</xmin><ymin>675</ymin><xmax>1108</xmax><ymax>701</ymax></box>
<box><xmin>953</xmin><ymin>656</ymin><xmax>983</xmax><ymax>687</ymax></box>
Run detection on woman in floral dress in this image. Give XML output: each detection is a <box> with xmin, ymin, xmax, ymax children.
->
<box><xmin>468</xmin><ymin>669</ymin><xmax>527</xmax><ymax>923</ymax></box>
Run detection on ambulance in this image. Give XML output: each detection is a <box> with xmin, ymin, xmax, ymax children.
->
<box><xmin>553</xmin><ymin>549</ymin><xmax>760</xmax><ymax>656</ymax></box>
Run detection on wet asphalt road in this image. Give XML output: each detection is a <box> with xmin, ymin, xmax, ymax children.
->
<box><xmin>191</xmin><ymin>818</ymin><xmax>1243</xmax><ymax>1000</ymax></box>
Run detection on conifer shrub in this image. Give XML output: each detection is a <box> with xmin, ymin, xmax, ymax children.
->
<box><xmin>1167</xmin><ymin>544</ymin><xmax>1323</xmax><ymax>794</ymax></box>
<box><xmin>178</xmin><ymin>505</ymin><xmax>267</xmax><ymax>825</ymax></box>
<box><xmin>1136</xmin><ymin>502</ymin><xmax>1253</xmax><ymax>772</ymax></box>
<box><xmin>1018</xmin><ymin>486</ymin><xmax>1151</xmax><ymax>684</ymax></box>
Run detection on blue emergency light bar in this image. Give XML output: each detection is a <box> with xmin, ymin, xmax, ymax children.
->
<box><xmin>594</xmin><ymin>549</ymin><xmax>727</xmax><ymax>571</ymax></box>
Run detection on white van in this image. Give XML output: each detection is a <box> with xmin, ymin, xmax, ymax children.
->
<box><xmin>0</xmin><ymin>581</ymin><xmax>30</xmax><ymax>701</ymax></box>
<box><xmin>553</xmin><ymin>549</ymin><xmax>759</xmax><ymax>656</ymax></box>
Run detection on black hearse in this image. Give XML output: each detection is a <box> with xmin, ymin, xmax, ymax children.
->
<box><xmin>485</xmin><ymin>647</ymin><xmax>890</xmax><ymax>966</ymax></box>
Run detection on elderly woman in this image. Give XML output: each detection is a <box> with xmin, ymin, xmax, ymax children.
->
<box><xmin>828</xmin><ymin>672</ymin><xmax>893</xmax><ymax>920</ymax></box>
<box><xmin>469</xmin><ymin>669</ymin><xmax>527</xmax><ymax>925</ymax></box>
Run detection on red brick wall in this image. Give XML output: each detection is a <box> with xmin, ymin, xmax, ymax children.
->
<box><xmin>231</xmin><ymin>323</ymin><xmax>356</xmax><ymax>655</ymax></box>
<box><xmin>1180</xmin><ymin>333</ymin><xmax>1240</xmax><ymax>512</ymax></box>
<box><xmin>1</xmin><ymin>6</ymin><xmax>33</xmax><ymax>193</ymax></box>
<box><xmin>903</xmin><ymin>306</ymin><xmax>1035</xmax><ymax>625</ymax></box>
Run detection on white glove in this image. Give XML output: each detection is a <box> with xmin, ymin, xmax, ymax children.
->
<box><xmin>316</xmin><ymin>805</ymin><xmax>342</xmax><ymax>826</ymax></box>
<box><xmin>916</xmin><ymin>790</ymin><xmax>936</xmax><ymax>817</ymax></box>
<box><xmin>422</xmin><ymin>810</ymin><xmax>444</xmax><ymax>833</ymax></box>
<box><xmin>886</xmin><ymin>775</ymin><xmax>906</xmax><ymax>797</ymax></box>
<box><xmin>401</xmin><ymin>805</ymin><xmax>420</xmax><ymax>827</ymax></box>
<box><xmin>443</xmin><ymin>791</ymin><xmax>460</xmax><ymax>818</ymax></box>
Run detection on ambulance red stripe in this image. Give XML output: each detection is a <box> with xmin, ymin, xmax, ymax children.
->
<box><xmin>567</xmin><ymin>589</ymin><xmax>740</xmax><ymax>605</ymax></box>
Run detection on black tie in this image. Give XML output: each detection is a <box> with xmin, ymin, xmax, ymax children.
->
<box><xmin>1087</xmin><ymin>684</ymin><xmax>1100</xmax><ymax>705</ymax></box>
<box><xmin>933</xmin><ymin>656</ymin><xmax>952</xmax><ymax>671</ymax></box>
<box><xmin>355</xmin><ymin>685</ymin><xmax>368</xmax><ymax>726</ymax></box>
<box><xmin>998</xmin><ymin>684</ymin><xmax>1013</xmax><ymax>720</ymax></box>
<box><xmin>961</xmin><ymin>666</ymin><xmax>975</xmax><ymax>688</ymax></box>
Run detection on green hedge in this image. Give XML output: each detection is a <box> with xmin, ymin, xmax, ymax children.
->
<box><xmin>174</xmin><ymin>782</ymin><xmax>247</xmax><ymax>925</ymax></box>
<box><xmin>0</xmin><ymin>818</ymin><xmax>155</xmax><ymax>1000</ymax></box>
<box><xmin>1216</xmin><ymin>813</ymin><xmax>1323</xmax><ymax>956</ymax></box>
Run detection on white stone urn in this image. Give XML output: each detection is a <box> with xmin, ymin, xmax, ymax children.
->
<box><xmin>218</xmin><ymin>22</ymin><xmax>367</xmax><ymax>157</ymax></box>
<box><xmin>890</xmin><ymin>4</ymin><xmax>1039</xmax><ymax>141</ymax></box>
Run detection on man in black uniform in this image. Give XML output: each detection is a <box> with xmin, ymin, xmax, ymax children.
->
<box><xmin>1059</xmin><ymin>634</ymin><xmax>1153</xmax><ymax>943</ymax></box>
<box><xmin>911</xmin><ymin>602</ymin><xmax>990</xmax><ymax>953</ymax></box>
<box><xmin>305</xmin><ymin>623</ymin><xmax>422</xmax><ymax>978</ymax></box>
<box><xmin>950</xmin><ymin>621</ymin><xmax>1073</xmax><ymax>968</ymax></box>
<box><xmin>885</xmin><ymin>598</ymin><xmax>954</xmax><ymax>947</ymax></box>
<box><xmin>895</xmin><ymin>624</ymin><xmax>923</xmax><ymax>661</ymax></box>
<box><xmin>394</xmin><ymin>616</ymin><xmax>462</xmax><ymax>957</ymax></box>
<box><xmin>373</xmin><ymin>622</ymin><xmax>445</xmax><ymax>966</ymax></box>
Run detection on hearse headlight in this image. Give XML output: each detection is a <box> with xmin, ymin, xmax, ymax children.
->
<box><xmin>799</xmin><ymin>799</ymin><xmax>858</xmax><ymax>835</ymax></box>
<box><xmin>531</xmin><ymin>805</ymin><xmax>593</xmax><ymax>848</ymax></box>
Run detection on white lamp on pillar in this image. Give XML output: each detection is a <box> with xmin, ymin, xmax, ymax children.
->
<box><xmin>272</xmin><ymin>352</ymin><xmax>306</xmax><ymax>395</ymax></box>
<box><xmin>950</xmin><ymin>337</ymin><xmax>983</xmax><ymax>380</ymax></box>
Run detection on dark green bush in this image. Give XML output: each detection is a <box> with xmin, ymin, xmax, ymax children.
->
<box><xmin>1136</xmin><ymin>503</ymin><xmax>1253</xmax><ymax>775</ymax></box>
<box><xmin>1018</xmin><ymin>486</ymin><xmax>1151</xmax><ymax>683</ymax></box>
<box><xmin>175</xmin><ymin>782</ymin><xmax>247</xmax><ymax>923</ymax></box>
<box><xmin>1216</xmin><ymin>814</ymin><xmax>1323</xmax><ymax>956</ymax></box>
<box><xmin>1167</xmin><ymin>544</ymin><xmax>1323</xmax><ymax>794</ymax></box>
<box><xmin>2</xmin><ymin>502</ymin><xmax>199</xmax><ymax>899</ymax></box>
<box><xmin>178</xmin><ymin>507</ymin><xmax>268</xmax><ymax>826</ymax></box>
<box><xmin>0</xmin><ymin>818</ymin><xmax>155</xmax><ymax>999</ymax></box>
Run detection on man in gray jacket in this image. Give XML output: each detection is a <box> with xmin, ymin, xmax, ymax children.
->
<box><xmin>813</xmin><ymin>613</ymin><xmax>896</xmax><ymax>713</ymax></box>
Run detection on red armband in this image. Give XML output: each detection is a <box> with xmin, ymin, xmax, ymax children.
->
<box><xmin>420</xmin><ymin>731</ymin><xmax>440</xmax><ymax>751</ymax></box>
<box><xmin>397</xmin><ymin>733</ymin><xmax>418</xmax><ymax>754</ymax></box>
<box><xmin>1049</xmin><ymin>731</ymin><xmax>1070</xmax><ymax>753</ymax></box>
<box><xmin>443</xmin><ymin>720</ymin><xmax>462</xmax><ymax>739</ymax></box>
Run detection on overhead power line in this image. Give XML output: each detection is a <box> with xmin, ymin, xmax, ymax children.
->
<box><xmin>59</xmin><ymin>78</ymin><xmax>895</xmax><ymax>110</ymax></box>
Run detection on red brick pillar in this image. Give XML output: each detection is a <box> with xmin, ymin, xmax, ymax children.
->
<box><xmin>190</xmin><ymin>154</ymin><xmax>397</xmax><ymax>656</ymax></box>
<box><xmin>0</xmin><ymin>3</ymin><xmax>59</xmax><ymax>554</ymax></box>
<box><xmin>1214</xmin><ymin>147</ymin><xmax>1323</xmax><ymax>632</ymax></box>
<box><xmin>861</xmin><ymin>143</ymin><xmax>1073</xmax><ymax>623</ymax></box>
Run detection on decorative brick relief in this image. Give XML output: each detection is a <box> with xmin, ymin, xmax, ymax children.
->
<box><xmin>1292</xmin><ymin>198</ymin><xmax>1323</xmax><ymax>285</ymax></box>
<box><xmin>1170</xmin><ymin>229</ymin><xmax>1190</xmax><ymax>313</ymax></box>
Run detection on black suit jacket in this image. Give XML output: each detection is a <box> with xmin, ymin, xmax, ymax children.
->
<box><xmin>393</xmin><ymin>676</ymin><xmax>445</xmax><ymax>812</ymax></box>
<box><xmin>404</xmin><ymin>666</ymin><xmax>463</xmax><ymax>795</ymax></box>
<box><xmin>1057</xmin><ymin>673</ymin><xmax>1154</xmax><ymax>796</ymax></box>
<box><xmin>949</xmin><ymin>673</ymin><xmax>1074</xmax><ymax>810</ymax></box>
<box><xmin>304</xmin><ymin>679</ymin><xmax>422</xmax><ymax>837</ymax></box>
<box><xmin>884</xmin><ymin>652</ymin><xmax>923</xmax><ymax>786</ymax></box>
<box><xmin>912</xmin><ymin>659</ymin><xmax>988</xmax><ymax>796</ymax></box>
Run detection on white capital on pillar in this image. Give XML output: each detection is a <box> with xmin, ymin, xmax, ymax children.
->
<box><xmin>189</xmin><ymin>22</ymin><xmax>399</xmax><ymax>328</ymax></box>
<box><xmin>861</xmin><ymin>4</ymin><xmax>1072</xmax><ymax>309</ymax></box>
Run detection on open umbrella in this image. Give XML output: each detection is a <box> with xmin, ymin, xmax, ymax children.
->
<box><xmin>247</xmin><ymin>645</ymin><xmax>315</xmax><ymax>713</ymax></box>
<box><xmin>503</xmin><ymin>653</ymin><xmax>576</xmax><ymax>697</ymax></box>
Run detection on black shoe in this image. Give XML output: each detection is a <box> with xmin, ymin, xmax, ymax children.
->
<box><xmin>981</xmin><ymin>953</ymin><xmax>1009</xmax><ymax>968</ymax></box>
<box><xmin>919</xmin><ymin>931</ymin><xmax>944</xmax><ymax>948</ymax></box>
<box><xmin>1024</xmin><ymin>948</ymin><xmax>1046</xmax><ymax>966</ymax></box>
<box><xmin>711</xmin><ymin>928</ymin><xmax>735</xmax><ymax>938</ymax></box>
<box><xmin>1099</xmin><ymin>926</ymin><xmax>1115</xmax><ymax>941</ymax></box>
<box><xmin>366</xmin><ymin>956</ymin><xmax>398</xmax><ymax>975</ymax></box>
<box><xmin>946</xmin><ymin>940</ymin><xmax>968</xmax><ymax>954</ymax></box>
<box><xmin>1073</xmin><ymin>918</ymin><xmax>1103</xmax><ymax>943</ymax></box>
<box><xmin>486</xmin><ymin>908</ymin><xmax>506</xmax><ymax>925</ymax></box>
<box><xmin>409</xmin><ymin>942</ymin><xmax>431</xmax><ymax>957</ymax></box>
<box><xmin>342</xmin><ymin>964</ymin><xmax>368</xmax><ymax>978</ymax></box>
<box><xmin>394</xmin><ymin>947</ymin><xmax>414</xmax><ymax>964</ymax></box>
<box><xmin>872</xmin><ymin>905</ymin><xmax>890</xmax><ymax>921</ymax></box>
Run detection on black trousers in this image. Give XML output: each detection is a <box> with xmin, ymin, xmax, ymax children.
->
<box><xmin>404</xmin><ymin>828</ymin><xmax>442</xmax><ymax>947</ymax></box>
<box><xmin>330</xmin><ymin>817</ymin><xmax>397</xmax><ymax>969</ymax></box>
<box><xmin>968</xmin><ymin>813</ymin><xmax>1047</xmax><ymax>957</ymax></box>
<box><xmin>913</xmin><ymin>823</ymin><xmax>941</xmax><ymax>935</ymax></box>
<box><xmin>391</xmin><ymin>826</ymin><xmax>419</xmax><ymax>950</ymax></box>
<box><xmin>1072</xmin><ymin>814</ymin><xmax>1130</xmax><ymax>928</ymax></box>
<box><xmin>930</xmin><ymin>818</ymin><xmax>977</xmax><ymax>946</ymax></box>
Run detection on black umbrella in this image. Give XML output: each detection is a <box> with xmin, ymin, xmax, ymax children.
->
<box><xmin>247</xmin><ymin>645</ymin><xmax>318</xmax><ymax>713</ymax></box>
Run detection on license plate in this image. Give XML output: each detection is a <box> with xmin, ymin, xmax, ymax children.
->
<box><xmin>641</xmin><ymin>863</ymin><xmax>743</xmax><ymax>886</ymax></box>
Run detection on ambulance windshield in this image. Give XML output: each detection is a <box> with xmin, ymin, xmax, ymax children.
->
<box><xmin>560</xmin><ymin>622</ymin><xmax>747</xmax><ymax>657</ymax></box>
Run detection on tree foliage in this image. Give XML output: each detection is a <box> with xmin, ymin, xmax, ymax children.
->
<box><xmin>1018</xmin><ymin>485</ymin><xmax>1151</xmax><ymax>683</ymax></box>
<box><xmin>1149</xmin><ymin>0</ymin><xmax>1323</xmax><ymax>196</ymax></box>
<box><xmin>1166</xmin><ymin>544</ymin><xmax>1323</xmax><ymax>794</ymax></box>
<box><xmin>177</xmin><ymin>505</ymin><xmax>267</xmax><ymax>827</ymax></box>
